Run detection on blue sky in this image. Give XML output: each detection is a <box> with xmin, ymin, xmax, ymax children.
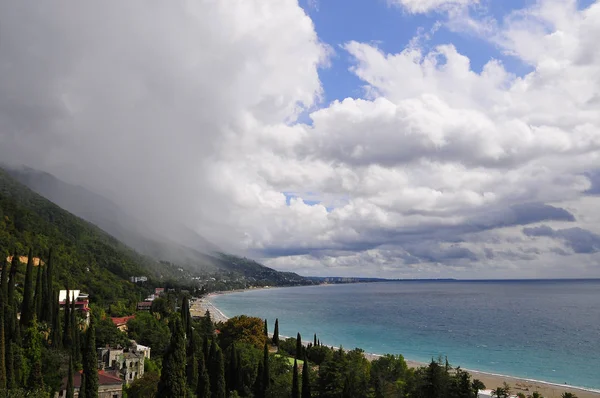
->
<box><xmin>297</xmin><ymin>0</ymin><xmax>595</xmax><ymax>106</ymax></box>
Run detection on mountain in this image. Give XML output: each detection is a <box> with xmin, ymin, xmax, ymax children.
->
<box><xmin>1</xmin><ymin>166</ymin><xmax>310</xmax><ymax>289</ymax></box>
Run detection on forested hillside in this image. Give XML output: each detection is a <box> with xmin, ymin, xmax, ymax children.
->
<box><xmin>0</xmin><ymin>168</ymin><xmax>182</xmax><ymax>304</ymax></box>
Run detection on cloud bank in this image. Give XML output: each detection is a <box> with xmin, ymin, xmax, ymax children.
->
<box><xmin>1</xmin><ymin>0</ymin><xmax>599</xmax><ymax>278</ymax></box>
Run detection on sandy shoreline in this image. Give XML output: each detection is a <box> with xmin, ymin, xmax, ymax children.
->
<box><xmin>197</xmin><ymin>291</ymin><xmax>600</xmax><ymax>398</ymax></box>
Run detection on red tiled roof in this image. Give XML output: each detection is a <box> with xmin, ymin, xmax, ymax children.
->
<box><xmin>111</xmin><ymin>315</ymin><xmax>135</xmax><ymax>326</ymax></box>
<box><xmin>62</xmin><ymin>370</ymin><xmax>123</xmax><ymax>389</ymax></box>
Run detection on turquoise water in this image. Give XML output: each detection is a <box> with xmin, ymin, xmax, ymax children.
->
<box><xmin>211</xmin><ymin>280</ymin><xmax>600</xmax><ymax>390</ymax></box>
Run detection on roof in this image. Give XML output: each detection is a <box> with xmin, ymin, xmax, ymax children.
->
<box><xmin>62</xmin><ymin>370</ymin><xmax>123</xmax><ymax>389</ymax></box>
<box><xmin>137</xmin><ymin>301</ymin><xmax>152</xmax><ymax>307</ymax></box>
<box><xmin>111</xmin><ymin>315</ymin><xmax>135</xmax><ymax>326</ymax></box>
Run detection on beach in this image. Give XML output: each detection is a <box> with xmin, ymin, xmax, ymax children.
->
<box><xmin>200</xmin><ymin>291</ymin><xmax>600</xmax><ymax>398</ymax></box>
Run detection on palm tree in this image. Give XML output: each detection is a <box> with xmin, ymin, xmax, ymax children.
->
<box><xmin>529</xmin><ymin>392</ymin><xmax>544</xmax><ymax>398</ymax></box>
<box><xmin>561</xmin><ymin>393</ymin><xmax>578</xmax><ymax>398</ymax></box>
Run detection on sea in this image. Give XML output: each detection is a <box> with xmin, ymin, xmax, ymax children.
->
<box><xmin>210</xmin><ymin>280</ymin><xmax>600</xmax><ymax>390</ymax></box>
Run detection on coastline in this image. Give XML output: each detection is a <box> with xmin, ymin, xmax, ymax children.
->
<box><xmin>199</xmin><ymin>290</ymin><xmax>600</xmax><ymax>398</ymax></box>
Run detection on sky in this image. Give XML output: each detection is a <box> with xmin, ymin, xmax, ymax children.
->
<box><xmin>1</xmin><ymin>0</ymin><xmax>600</xmax><ymax>279</ymax></box>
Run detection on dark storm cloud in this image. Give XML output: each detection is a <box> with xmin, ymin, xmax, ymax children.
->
<box><xmin>523</xmin><ymin>226</ymin><xmax>600</xmax><ymax>254</ymax></box>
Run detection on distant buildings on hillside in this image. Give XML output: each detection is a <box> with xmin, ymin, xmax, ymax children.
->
<box><xmin>58</xmin><ymin>289</ymin><xmax>90</xmax><ymax>325</ymax></box>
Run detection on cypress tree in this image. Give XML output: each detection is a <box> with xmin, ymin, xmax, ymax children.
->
<box><xmin>66</xmin><ymin>355</ymin><xmax>74</xmax><ymax>398</ymax></box>
<box><xmin>226</xmin><ymin>343</ymin><xmax>238</xmax><ymax>392</ymax></box>
<box><xmin>253</xmin><ymin>360</ymin><xmax>264</xmax><ymax>398</ymax></box>
<box><xmin>80</xmin><ymin>373</ymin><xmax>87</xmax><ymax>398</ymax></box>
<box><xmin>51</xmin><ymin>290</ymin><xmax>62</xmax><ymax>348</ymax></box>
<box><xmin>180</xmin><ymin>297</ymin><xmax>190</xmax><ymax>336</ymax></box>
<box><xmin>33</xmin><ymin>260</ymin><xmax>43</xmax><ymax>321</ymax></box>
<box><xmin>24</xmin><ymin>317</ymin><xmax>44</xmax><ymax>389</ymax></box>
<box><xmin>7</xmin><ymin>253</ymin><xmax>18</xmax><ymax>309</ymax></box>
<box><xmin>301</xmin><ymin>355</ymin><xmax>311</xmax><ymax>398</ymax></box>
<box><xmin>0</xmin><ymin>311</ymin><xmax>5</xmax><ymax>391</ymax></box>
<box><xmin>20</xmin><ymin>248</ymin><xmax>34</xmax><ymax>329</ymax></box>
<box><xmin>203</xmin><ymin>336</ymin><xmax>210</xmax><ymax>363</ymax></box>
<box><xmin>63</xmin><ymin>286</ymin><xmax>71</xmax><ymax>348</ymax></box>
<box><xmin>71</xmin><ymin>297</ymin><xmax>81</xmax><ymax>363</ymax></box>
<box><xmin>292</xmin><ymin>358</ymin><xmax>299</xmax><ymax>398</ymax></box>
<box><xmin>273</xmin><ymin>318</ymin><xmax>279</xmax><ymax>347</ymax></box>
<box><xmin>157</xmin><ymin>317</ymin><xmax>187</xmax><ymax>398</ymax></box>
<box><xmin>82</xmin><ymin>315</ymin><xmax>98</xmax><ymax>398</ymax></box>
<box><xmin>264</xmin><ymin>319</ymin><xmax>268</xmax><ymax>338</ymax></box>
<box><xmin>262</xmin><ymin>342</ymin><xmax>270</xmax><ymax>394</ymax></box>
<box><xmin>296</xmin><ymin>333</ymin><xmax>302</xmax><ymax>359</ymax></box>
<box><xmin>211</xmin><ymin>344</ymin><xmax>226</xmax><ymax>398</ymax></box>
<box><xmin>186</xmin><ymin>331</ymin><xmax>198</xmax><ymax>392</ymax></box>
<box><xmin>5</xmin><ymin>341</ymin><xmax>13</xmax><ymax>389</ymax></box>
<box><xmin>0</xmin><ymin>257</ymin><xmax>8</xmax><ymax>304</ymax></box>
<box><xmin>313</xmin><ymin>334</ymin><xmax>317</xmax><ymax>347</ymax></box>
<box><xmin>196</xmin><ymin>349</ymin><xmax>210</xmax><ymax>398</ymax></box>
<box><xmin>41</xmin><ymin>248</ymin><xmax>54</xmax><ymax>323</ymax></box>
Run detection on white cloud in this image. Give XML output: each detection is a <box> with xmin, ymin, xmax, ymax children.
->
<box><xmin>1</xmin><ymin>0</ymin><xmax>600</xmax><ymax>278</ymax></box>
<box><xmin>388</xmin><ymin>0</ymin><xmax>478</xmax><ymax>14</ymax></box>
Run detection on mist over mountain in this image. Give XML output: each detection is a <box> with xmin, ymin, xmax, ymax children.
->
<box><xmin>5</xmin><ymin>165</ymin><xmax>231</xmax><ymax>272</ymax></box>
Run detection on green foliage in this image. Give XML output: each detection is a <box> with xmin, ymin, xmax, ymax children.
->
<box><xmin>296</xmin><ymin>333</ymin><xmax>303</xmax><ymax>359</ymax></box>
<box><xmin>278</xmin><ymin>337</ymin><xmax>298</xmax><ymax>357</ymax></box>
<box><xmin>272</xmin><ymin>318</ymin><xmax>279</xmax><ymax>347</ymax></box>
<box><xmin>94</xmin><ymin>317</ymin><xmax>130</xmax><ymax>348</ymax></box>
<box><xmin>23</xmin><ymin>318</ymin><xmax>44</xmax><ymax>389</ymax></box>
<box><xmin>82</xmin><ymin>316</ymin><xmax>98</xmax><ymax>398</ymax></box>
<box><xmin>301</xmin><ymin>355</ymin><xmax>311</xmax><ymax>398</ymax></box>
<box><xmin>292</xmin><ymin>358</ymin><xmax>300</xmax><ymax>398</ymax></box>
<box><xmin>370</xmin><ymin>354</ymin><xmax>409</xmax><ymax>398</ymax></box>
<box><xmin>157</xmin><ymin>317</ymin><xmax>187</xmax><ymax>398</ymax></box>
<box><xmin>126</xmin><ymin>312</ymin><xmax>170</xmax><ymax>359</ymax></box>
<box><xmin>218</xmin><ymin>315</ymin><xmax>267</xmax><ymax>350</ymax></box>
<box><xmin>126</xmin><ymin>371</ymin><xmax>159</xmax><ymax>398</ymax></box>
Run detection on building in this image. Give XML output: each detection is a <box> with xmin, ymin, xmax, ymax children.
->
<box><xmin>129</xmin><ymin>276</ymin><xmax>147</xmax><ymax>283</ymax></box>
<box><xmin>97</xmin><ymin>346</ymin><xmax>146</xmax><ymax>385</ymax></box>
<box><xmin>55</xmin><ymin>370</ymin><xmax>123</xmax><ymax>398</ymax></box>
<box><xmin>58</xmin><ymin>290</ymin><xmax>90</xmax><ymax>325</ymax></box>
<box><xmin>130</xmin><ymin>340</ymin><xmax>151</xmax><ymax>360</ymax></box>
<box><xmin>154</xmin><ymin>287</ymin><xmax>165</xmax><ymax>296</ymax></box>
<box><xmin>136</xmin><ymin>301</ymin><xmax>152</xmax><ymax>311</ymax></box>
<box><xmin>110</xmin><ymin>315</ymin><xmax>135</xmax><ymax>332</ymax></box>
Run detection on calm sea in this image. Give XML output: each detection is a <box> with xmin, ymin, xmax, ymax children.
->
<box><xmin>210</xmin><ymin>280</ymin><xmax>600</xmax><ymax>389</ymax></box>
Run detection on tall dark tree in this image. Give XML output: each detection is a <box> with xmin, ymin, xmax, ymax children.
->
<box><xmin>71</xmin><ymin>297</ymin><xmax>81</xmax><ymax>364</ymax></box>
<box><xmin>186</xmin><ymin>331</ymin><xmax>198</xmax><ymax>392</ymax></box>
<box><xmin>180</xmin><ymin>296</ymin><xmax>190</xmax><ymax>337</ymax></box>
<box><xmin>82</xmin><ymin>315</ymin><xmax>98</xmax><ymax>398</ymax></box>
<box><xmin>0</xmin><ymin>257</ymin><xmax>8</xmax><ymax>304</ymax></box>
<box><xmin>63</xmin><ymin>285</ymin><xmax>71</xmax><ymax>348</ymax></box>
<box><xmin>66</xmin><ymin>355</ymin><xmax>75</xmax><ymax>398</ymax></box>
<box><xmin>20</xmin><ymin>248</ymin><xmax>35</xmax><ymax>329</ymax></box>
<box><xmin>226</xmin><ymin>343</ymin><xmax>238</xmax><ymax>393</ymax></box>
<box><xmin>51</xmin><ymin>290</ymin><xmax>62</xmax><ymax>348</ymax></box>
<box><xmin>211</xmin><ymin>344</ymin><xmax>226</xmax><ymax>398</ymax></box>
<box><xmin>273</xmin><ymin>318</ymin><xmax>279</xmax><ymax>347</ymax></box>
<box><xmin>158</xmin><ymin>317</ymin><xmax>187</xmax><ymax>398</ymax></box>
<box><xmin>33</xmin><ymin>259</ymin><xmax>43</xmax><ymax>321</ymax></box>
<box><xmin>253</xmin><ymin>360</ymin><xmax>264</xmax><ymax>398</ymax></box>
<box><xmin>296</xmin><ymin>333</ymin><xmax>302</xmax><ymax>359</ymax></box>
<box><xmin>5</xmin><ymin>253</ymin><xmax>18</xmax><ymax>343</ymax></box>
<box><xmin>313</xmin><ymin>334</ymin><xmax>317</xmax><ymax>347</ymax></box>
<box><xmin>264</xmin><ymin>319</ymin><xmax>268</xmax><ymax>338</ymax></box>
<box><xmin>41</xmin><ymin>247</ymin><xmax>54</xmax><ymax>323</ymax></box>
<box><xmin>263</xmin><ymin>342</ymin><xmax>270</xmax><ymax>394</ymax></box>
<box><xmin>197</xmin><ymin>346</ymin><xmax>211</xmax><ymax>398</ymax></box>
<box><xmin>292</xmin><ymin>358</ymin><xmax>300</xmax><ymax>398</ymax></box>
<box><xmin>5</xmin><ymin>339</ymin><xmax>14</xmax><ymax>389</ymax></box>
<box><xmin>24</xmin><ymin>317</ymin><xmax>44</xmax><ymax>389</ymax></box>
<box><xmin>80</xmin><ymin>373</ymin><xmax>87</xmax><ymax>398</ymax></box>
<box><xmin>301</xmin><ymin>355</ymin><xmax>311</xmax><ymax>398</ymax></box>
<box><xmin>0</xmin><ymin>311</ymin><xmax>6</xmax><ymax>391</ymax></box>
<box><xmin>203</xmin><ymin>336</ymin><xmax>210</xmax><ymax>363</ymax></box>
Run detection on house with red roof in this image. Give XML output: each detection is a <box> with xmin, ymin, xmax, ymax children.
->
<box><xmin>55</xmin><ymin>370</ymin><xmax>123</xmax><ymax>398</ymax></box>
<box><xmin>111</xmin><ymin>315</ymin><xmax>135</xmax><ymax>332</ymax></box>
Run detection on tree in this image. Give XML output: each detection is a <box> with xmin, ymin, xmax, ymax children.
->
<box><xmin>210</xmin><ymin>343</ymin><xmax>226</xmax><ymax>398</ymax></box>
<box><xmin>472</xmin><ymin>379</ymin><xmax>486</xmax><ymax>397</ymax></box>
<box><xmin>262</xmin><ymin>342</ymin><xmax>270</xmax><ymax>394</ymax></box>
<box><xmin>157</xmin><ymin>317</ymin><xmax>187</xmax><ymax>398</ymax></box>
<box><xmin>63</xmin><ymin>285</ymin><xmax>71</xmax><ymax>348</ymax></box>
<box><xmin>226</xmin><ymin>343</ymin><xmax>238</xmax><ymax>393</ymax></box>
<box><xmin>20</xmin><ymin>248</ymin><xmax>34</xmax><ymax>329</ymax></box>
<box><xmin>219</xmin><ymin>315</ymin><xmax>267</xmax><ymax>350</ymax></box>
<box><xmin>370</xmin><ymin>354</ymin><xmax>408</xmax><ymax>398</ymax></box>
<box><xmin>313</xmin><ymin>334</ymin><xmax>317</xmax><ymax>347</ymax></box>
<box><xmin>301</xmin><ymin>355</ymin><xmax>311</xmax><ymax>398</ymax></box>
<box><xmin>0</xmin><ymin>311</ymin><xmax>5</xmax><ymax>391</ymax></box>
<box><xmin>180</xmin><ymin>296</ymin><xmax>190</xmax><ymax>337</ymax></box>
<box><xmin>24</xmin><ymin>317</ymin><xmax>44</xmax><ymax>389</ymax></box>
<box><xmin>530</xmin><ymin>392</ymin><xmax>544</xmax><ymax>398</ymax></box>
<box><xmin>296</xmin><ymin>333</ymin><xmax>302</xmax><ymax>359</ymax></box>
<box><xmin>273</xmin><ymin>319</ymin><xmax>279</xmax><ymax>347</ymax></box>
<box><xmin>197</xmin><ymin>347</ymin><xmax>210</xmax><ymax>398</ymax></box>
<box><xmin>82</xmin><ymin>315</ymin><xmax>98</xmax><ymax>398</ymax></box>
<box><xmin>126</xmin><ymin>372</ymin><xmax>159</xmax><ymax>398</ymax></box>
<box><xmin>200</xmin><ymin>310</ymin><xmax>214</xmax><ymax>337</ymax></box>
<box><xmin>264</xmin><ymin>319</ymin><xmax>268</xmax><ymax>339</ymax></box>
<box><xmin>561</xmin><ymin>393</ymin><xmax>578</xmax><ymax>398</ymax></box>
<box><xmin>66</xmin><ymin>356</ymin><xmax>75</xmax><ymax>398</ymax></box>
<box><xmin>292</xmin><ymin>359</ymin><xmax>299</xmax><ymax>398</ymax></box>
<box><xmin>41</xmin><ymin>247</ymin><xmax>54</xmax><ymax>324</ymax></box>
<box><xmin>33</xmin><ymin>261</ymin><xmax>43</xmax><ymax>322</ymax></box>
